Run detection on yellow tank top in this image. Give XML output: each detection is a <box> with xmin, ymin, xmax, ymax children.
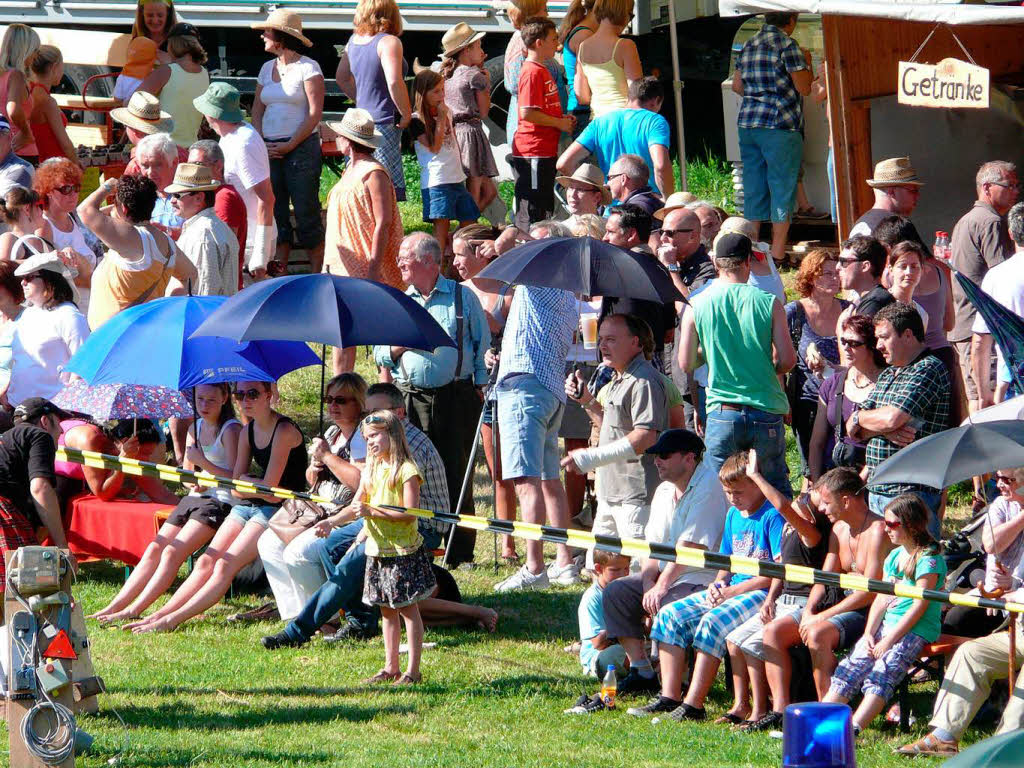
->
<box><xmin>88</xmin><ymin>226</ymin><xmax>175</xmax><ymax>329</ymax></box>
<box><xmin>162</xmin><ymin>63</ymin><xmax>210</xmax><ymax>148</ymax></box>
<box><xmin>579</xmin><ymin>38</ymin><xmax>629</xmax><ymax>118</ymax></box>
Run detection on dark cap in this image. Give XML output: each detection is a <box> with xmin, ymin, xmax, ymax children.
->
<box><xmin>645</xmin><ymin>428</ymin><xmax>704</xmax><ymax>458</ymax></box>
<box><xmin>713</xmin><ymin>231</ymin><xmax>752</xmax><ymax>262</ymax></box>
<box><xmin>168</xmin><ymin>21</ymin><xmax>200</xmax><ymax>38</ymax></box>
<box><xmin>13</xmin><ymin>397</ymin><xmax>69</xmax><ymax>424</ymax></box>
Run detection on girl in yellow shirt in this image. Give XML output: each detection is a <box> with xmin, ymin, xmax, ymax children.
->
<box><xmin>353</xmin><ymin>410</ymin><xmax>435</xmax><ymax>685</ymax></box>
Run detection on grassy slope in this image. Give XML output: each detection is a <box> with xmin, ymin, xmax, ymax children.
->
<box><xmin>9</xmin><ymin>158</ymin><xmax>983</xmax><ymax>767</ymax></box>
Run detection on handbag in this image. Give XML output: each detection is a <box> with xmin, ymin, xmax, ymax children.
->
<box><xmin>830</xmin><ymin>369</ymin><xmax>865</xmax><ymax>469</ymax></box>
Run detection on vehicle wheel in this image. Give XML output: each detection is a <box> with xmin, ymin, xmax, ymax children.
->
<box><xmin>55</xmin><ymin>64</ymin><xmax>115</xmax><ymax>126</ymax></box>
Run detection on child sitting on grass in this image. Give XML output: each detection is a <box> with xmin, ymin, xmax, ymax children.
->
<box><xmin>823</xmin><ymin>493</ymin><xmax>946</xmax><ymax>734</ymax></box>
<box><xmin>354</xmin><ymin>410</ymin><xmax>436</xmax><ymax>686</ymax></box>
<box><xmin>579</xmin><ymin>550</ymin><xmax>631</xmax><ymax>679</ymax></box>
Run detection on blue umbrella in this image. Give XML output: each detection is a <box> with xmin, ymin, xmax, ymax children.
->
<box><xmin>65</xmin><ymin>295</ymin><xmax>321</xmax><ymax>390</ymax></box>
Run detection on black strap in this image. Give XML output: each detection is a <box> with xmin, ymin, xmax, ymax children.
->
<box><xmin>454</xmin><ymin>282</ymin><xmax>465</xmax><ymax>381</ymax></box>
<box><xmin>833</xmin><ymin>368</ymin><xmax>848</xmax><ymax>443</ymax></box>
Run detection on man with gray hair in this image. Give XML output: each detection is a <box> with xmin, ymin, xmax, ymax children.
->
<box><xmin>951</xmin><ymin>160</ymin><xmax>1019</xmax><ymax>412</ymax></box>
<box><xmin>373</xmin><ymin>232</ymin><xmax>490</xmax><ymax>566</ymax></box>
<box><xmin>608</xmin><ymin>154</ymin><xmax>663</xmax><ymax>218</ymax></box>
<box><xmin>971</xmin><ymin>201</ymin><xmax>1024</xmax><ymax>408</ymax></box>
<box><xmin>133</xmin><ymin>132</ymin><xmax>184</xmax><ymax>233</ymax></box>
<box><xmin>190</xmin><ymin>139</ymin><xmax>247</xmax><ymax>290</ymax></box>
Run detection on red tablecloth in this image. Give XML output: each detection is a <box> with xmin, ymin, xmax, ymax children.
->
<box><xmin>66</xmin><ymin>495</ymin><xmax>173</xmax><ymax>567</ymax></box>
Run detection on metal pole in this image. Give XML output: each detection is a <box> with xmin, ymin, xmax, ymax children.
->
<box><xmin>442</xmin><ymin>395</ymin><xmax>488</xmax><ymax>568</ymax></box>
<box><xmin>667</xmin><ymin>0</ymin><xmax>687</xmax><ymax>191</ymax></box>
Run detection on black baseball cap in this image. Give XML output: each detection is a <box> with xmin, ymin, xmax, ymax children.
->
<box><xmin>645</xmin><ymin>428</ymin><xmax>704</xmax><ymax>458</ymax></box>
<box><xmin>13</xmin><ymin>397</ymin><xmax>69</xmax><ymax>424</ymax></box>
<box><xmin>713</xmin><ymin>231</ymin><xmax>752</xmax><ymax>262</ymax></box>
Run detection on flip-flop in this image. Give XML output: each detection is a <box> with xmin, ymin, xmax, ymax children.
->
<box><xmin>714</xmin><ymin>713</ymin><xmax>747</xmax><ymax>725</ymax></box>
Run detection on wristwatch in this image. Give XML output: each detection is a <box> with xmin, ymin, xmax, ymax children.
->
<box><xmin>666</xmin><ymin>264</ymin><xmax>681</xmax><ymax>273</ymax></box>
<box><xmin>850</xmin><ymin>411</ymin><xmax>860</xmax><ymax>431</ymax></box>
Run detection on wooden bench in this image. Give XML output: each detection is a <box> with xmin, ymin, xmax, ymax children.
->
<box><xmin>895</xmin><ymin>635</ymin><xmax>972</xmax><ymax>730</ymax></box>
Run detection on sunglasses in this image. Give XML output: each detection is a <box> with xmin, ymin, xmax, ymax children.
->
<box><xmin>232</xmin><ymin>388</ymin><xmax>263</xmax><ymax>401</ymax></box>
<box><xmin>995</xmin><ymin>473</ymin><xmax>1016</xmax><ymax>484</ymax></box>
<box><xmin>837</xmin><ymin>256</ymin><xmax>862</xmax><ymax>266</ymax></box>
<box><xmin>883</xmin><ymin>519</ymin><xmax>902</xmax><ymax>530</ymax></box>
<box><xmin>839</xmin><ymin>337</ymin><xmax>866</xmax><ymax>348</ymax></box>
<box><xmin>325</xmin><ymin>395</ymin><xmax>356</xmax><ymax>405</ymax></box>
<box><xmin>170</xmin><ymin>191</ymin><xmax>199</xmax><ymax>200</ymax></box>
<box><xmin>56</xmin><ymin>184</ymin><xmax>81</xmax><ymax>196</ymax></box>
<box><xmin>661</xmin><ymin>228</ymin><xmax>695</xmax><ymax>237</ymax></box>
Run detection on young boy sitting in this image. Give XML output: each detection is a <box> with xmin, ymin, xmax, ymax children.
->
<box><xmin>628</xmin><ymin>450</ymin><xmax>785</xmax><ymax>721</ymax></box>
<box><xmin>511</xmin><ymin>16</ymin><xmax>574</xmax><ymax>230</ymax></box>
<box><xmin>579</xmin><ymin>550</ymin><xmax>631</xmax><ymax>679</ymax></box>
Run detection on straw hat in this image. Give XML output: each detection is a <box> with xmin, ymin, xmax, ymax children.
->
<box><xmin>327</xmin><ymin>108</ymin><xmax>383</xmax><ymax>149</ymax></box>
<box><xmin>192</xmin><ymin>82</ymin><xmax>244</xmax><ymax>124</ymax></box>
<box><xmin>653</xmin><ymin>190</ymin><xmax>698</xmax><ymax>221</ymax></box>
<box><xmin>164</xmin><ymin>163</ymin><xmax>222</xmax><ymax>194</ymax></box>
<box><xmin>122</xmin><ymin>37</ymin><xmax>158</xmax><ymax>80</ymax></box>
<box><xmin>441</xmin><ymin>22</ymin><xmax>485</xmax><ymax>58</ymax></box>
<box><xmin>15</xmin><ymin>251</ymin><xmax>80</xmax><ymax>305</ymax></box>
<box><xmin>555</xmin><ymin>163</ymin><xmax>612</xmax><ymax>205</ymax></box>
<box><xmin>251</xmin><ymin>9</ymin><xmax>313</xmax><ymax>48</ymax></box>
<box><xmin>866</xmin><ymin>157</ymin><xmax>924</xmax><ymax>188</ymax></box>
<box><xmin>111</xmin><ymin>91</ymin><xmax>174</xmax><ymax>135</ymax></box>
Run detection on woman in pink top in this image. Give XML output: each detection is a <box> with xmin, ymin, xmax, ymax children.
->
<box><xmin>0</xmin><ymin>24</ymin><xmax>39</xmax><ymax>154</ymax></box>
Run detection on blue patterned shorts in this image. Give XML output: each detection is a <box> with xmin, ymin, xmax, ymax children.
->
<box><xmin>650</xmin><ymin>586</ymin><xmax>768</xmax><ymax>660</ymax></box>
<box><xmin>828</xmin><ymin>628</ymin><xmax>926</xmax><ymax>701</ymax></box>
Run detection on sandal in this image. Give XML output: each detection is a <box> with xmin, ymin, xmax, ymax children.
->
<box><xmin>394</xmin><ymin>672</ymin><xmax>422</xmax><ymax>685</ymax></box>
<box><xmin>365</xmin><ymin>669</ymin><xmax>400</xmax><ymax>684</ymax></box>
<box><xmin>714</xmin><ymin>712</ymin><xmax>747</xmax><ymax>725</ymax></box>
<box><xmin>895</xmin><ymin>733</ymin><xmax>959</xmax><ymax>757</ymax></box>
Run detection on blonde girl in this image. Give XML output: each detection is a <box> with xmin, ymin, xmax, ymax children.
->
<box><xmin>132</xmin><ymin>0</ymin><xmax>178</xmax><ymax>63</ymax></box>
<box><xmin>25</xmin><ymin>46</ymin><xmax>78</xmax><ymax>165</ymax></box>
<box><xmin>354</xmin><ymin>410</ymin><xmax>435</xmax><ymax>685</ymax></box>
<box><xmin>410</xmin><ymin>68</ymin><xmax>479</xmax><ymax>257</ymax></box>
<box><xmin>441</xmin><ymin>24</ymin><xmax>498</xmax><ymax>213</ymax></box>
<box><xmin>0</xmin><ymin>24</ymin><xmax>40</xmax><ymax>152</ymax></box>
<box><xmin>575</xmin><ymin>0</ymin><xmax>642</xmax><ymax>118</ymax></box>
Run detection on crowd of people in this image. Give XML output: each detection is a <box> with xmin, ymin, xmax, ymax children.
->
<box><xmin>0</xmin><ymin>0</ymin><xmax>1018</xmax><ymax>753</ymax></box>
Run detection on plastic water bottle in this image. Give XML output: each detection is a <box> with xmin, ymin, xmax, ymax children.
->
<box><xmin>934</xmin><ymin>231</ymin><xmax>951</xmax><ymax>263</ymax></box>
<box><xmin>600</xmin><ymin>665</ymin><xmax>617</xmax><ymax>709</ymax></box>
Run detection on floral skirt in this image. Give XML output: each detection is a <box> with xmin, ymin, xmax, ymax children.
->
<box><xmin>363</xmin><ymin>548</ymin><xmax>437</xmax><ymax>609</ymax></box>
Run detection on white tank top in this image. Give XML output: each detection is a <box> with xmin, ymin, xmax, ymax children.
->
<box><xmin>194</xmin><ymin>416</ymin><xmax>240</xmax><ymax>503</ymax></box>
<box><xmin>45</xmin><ymin>213</ymin><xmax>96</xmax><ymax>312</ymax></box>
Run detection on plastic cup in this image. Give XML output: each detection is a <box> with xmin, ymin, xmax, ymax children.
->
<box><xmin>581</xmin><ymin>315</ymin><xmax>598</xmax><ymax>349</ymax></box>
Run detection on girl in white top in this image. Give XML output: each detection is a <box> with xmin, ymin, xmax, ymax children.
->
<box><xmin>7</xmin><ymin>255</ymin><xmax>88</xmax><ymax>406</ymax></box>
<box><xmin>410</xmin><ymin>68</ymin><xmax>480</xmax><ymax>256</ymax></box>
<box><xmin>89</xmin><ymin>383</ymin><xmax>243</xmax><ymax>623</ymax></box>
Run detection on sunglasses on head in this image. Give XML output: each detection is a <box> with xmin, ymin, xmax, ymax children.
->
<box><xmin>56</xmin><ymin>184</ymin><xmax>81</xmax><ymax>196</ymax></box>
<box><xmin>363</xmin><ymin>414</ymin><xmax>387</xmax><ymax>426</ymax></box>
<box><xmin>232</xmin><ymin>388</ymin><xmax>263</xmax><ymax>401</ymax></box>
<box><xmin>325</xmin><ymin>395</ymin><xmax>356</xmax><ymax>405</ymax></box>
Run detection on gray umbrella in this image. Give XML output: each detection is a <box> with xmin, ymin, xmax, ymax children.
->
<box><xmin>868</xmin><ymin>420</ymin><xmax>1024</xmax><ymax>490</ymax></box>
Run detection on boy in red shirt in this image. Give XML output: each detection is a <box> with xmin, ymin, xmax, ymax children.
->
<box><xmin>511</xmin><ymin>17</ymin><xmax>575</xmax><ymax>230</ymax></box>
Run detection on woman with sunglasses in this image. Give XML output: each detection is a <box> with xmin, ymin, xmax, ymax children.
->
<box><xmin>807</xmin><ymin>314</ymin><xmax>885</xmax><ymax>482</ymax></box>
<box><xmin>126</xmin><ymin>380</ymin><xmax>307</xmax><ymax>633</ymax></box>
<box><xmin>250</xmin><ymin>374</ymin><xmax>368</xmax><ymax>624</ymax></box>
<box><xmin>0</xmin><ymin>186</ymin><xmax>51</xmax><ymax>262</ymax></box>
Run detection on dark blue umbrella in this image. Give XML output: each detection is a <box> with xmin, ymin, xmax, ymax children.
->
<box><xmin>65</xmin><ymin>295</ymin><xmax>321</xmax><ymax>390</ymax></box>
<box><xmin>477</xmin><ymin>236</ymin><xmax>683</xmax><ymax>303</ymax></box>
<box><xmin>955</xmin><ymin>270</ymin><xmax>1024</xmax><ymax>397</ymax></box>
<box><xmin>188</xmin><ymin>273</ymin><xmax>456</xmax><ymax>350</ymax></box>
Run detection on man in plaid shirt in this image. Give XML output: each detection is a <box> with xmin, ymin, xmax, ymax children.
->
<box><xmin>847</xmin><ymin>302</ymin><xmax>951</xmax><ymax>539</ymax></box>
<box><xmin>731</xmin><ymin>12</ymin><xmax>811</xmax><ymax>264</ymax></box>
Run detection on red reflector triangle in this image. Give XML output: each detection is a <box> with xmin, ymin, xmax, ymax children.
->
<box><xmin>43</xmin><ymin>630</ymin><xmax>77</xmax><ymax>660</ymax></box>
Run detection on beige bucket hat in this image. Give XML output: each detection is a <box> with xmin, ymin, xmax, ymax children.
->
<box><xmin>866</xmin><ymin>157</ymin><xmax>925</xmax><ymax>188</ymax></box>
<box><xmin>555</xmin><ymin>163</ymin><xmax>612</xmax><ymax>206</ymax></box>
<box><xmin>326</xmin><ymin>108</ymin><xmax>383</xmax><ymax>149</ymax></box>
<box><xmin>164</xmin><ymin>163</ymin><xmax>222</xmax><ymax>194</ymax></box>
<box><xmin>653</xmin><ymin>191</ymin><xmax>699</xmax><ymax>221</ymax></box>
<box><xmin>251</xmin><ymin>9</ymin><xmax>313</xmax><ymax>48</ymax></box>
<box><xmin>441</xmin><ymin>22</ymin><xmax>486</xmax><ymax>58</ymax></box>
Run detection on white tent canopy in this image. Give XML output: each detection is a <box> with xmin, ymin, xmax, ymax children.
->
<box><xmin>719</xmin><ymin>0</ymin><xmax>1024</xmax><ymax>25</ymax></box>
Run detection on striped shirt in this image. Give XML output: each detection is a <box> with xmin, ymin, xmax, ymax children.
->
<box><xmin>736</xmin><ymin>24</ymin><xmax>808</xmax><ymax>131</ymax></box>
<box><xmin>497</xmin><ymin>285</ymin><xmax>577</xmax><ymax>400</ymax></box>
<box><xmin>404</xmin><ymin>418</ymin><xmax>451</xmax><ymax>534</ymax></box>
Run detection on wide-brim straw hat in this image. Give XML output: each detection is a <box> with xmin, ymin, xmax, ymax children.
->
<box><xmin>251</xmin><ymin>9</ymin><xmax>313</xmax><ymax>48</ymax></box>
<box><xmin>866</xmin><ymin>156</ymin><xmax>925</xmax><ymax>188</ymax></box>
<box><xmin>653</xmin><ymin>190</ymin><xmax>698</xmax><ymax>221</ymax></box>
<box><xmin>327</xmin><ymin>108</ymin><xmax>383</xmax><ymax>149</ymax></box>
<box><xmin>555</xmin><ymin>163</ymin><xmax>612</xmax><ymax>205</ymax></box>
<box><xmin>441</xmin><ymin>22</ymin><xmax>486</xmax><ymax>58</ymax></box>
<box><xmin>164</xmin><ymin>162</ymin><xmax>222</xmax><ymax>194</ymax></box>
<box><xmin>111</xmin><ymin>90</ymin><xmax>173</xmax><ymax>135</ymax></box>
<box><xmin>15</xmin><ymin>251</ymin><xmax>80</xmax><ymax>305</ymax></box>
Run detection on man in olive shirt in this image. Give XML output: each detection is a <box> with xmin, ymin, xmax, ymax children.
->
<box><xmin>563</xmin><ymin>313</ymin><xmax>668</xmax><ymax>551</ymax></box>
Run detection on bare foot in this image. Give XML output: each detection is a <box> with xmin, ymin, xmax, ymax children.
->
<box><xmin>121</xmin><ymin>617</ymin><xmax>153</xmax><ymax>631</ymax></box>
<box><xmin>476</xmin><ymin>607</ymin><xmax>498</xmax><ymax>633</ymax></box>
<box><xmin>132</xmin><ymin>616</ymin><xmax>176</xmax><ymax>634</ymax></box>
<box><xmin>98</xmin><ymin>609</ymin><xmax>141</xmax><ymax>624</ymax></box>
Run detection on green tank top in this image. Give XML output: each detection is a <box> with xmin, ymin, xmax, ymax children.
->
<box><xmin>692</xmin><ymin>281</ymin><xmax>789</xmax><ymax>414</ymax></box>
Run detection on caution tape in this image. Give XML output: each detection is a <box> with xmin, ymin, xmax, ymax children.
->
<box><xmin>56</xmin><ymin>446</ymin><xmax>1024</xmax><ymax>615</ymax></box>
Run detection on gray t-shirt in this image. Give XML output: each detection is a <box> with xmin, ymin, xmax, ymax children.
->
<box><xmin>597</xmin><ymin>354</ymin><xmax>668</xmax><ymax>506</ymax></box>
<box><xmin>950</xmin><ymin>201</ymin><xmax>1014</xmax><ymax>341</ymax></box>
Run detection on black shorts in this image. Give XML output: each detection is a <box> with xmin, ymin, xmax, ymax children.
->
<box><xmin>166</xmin><ymin>496</ymin><xmax>232</xmax><ymax>530</ymax></box>
<box><xmin>430</xmin><ymin>563</ymin><xmax>462</xmax><ymax>603</ymax></box>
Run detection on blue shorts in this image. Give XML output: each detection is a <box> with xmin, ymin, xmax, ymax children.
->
<box><xmin>739</xmin><ymin>126</ymin><xmax>803</xmax><ymax>223</ymax></box>
<box><xmin>226</xmin><ymin>502</ymin><xmax>276</xmax><ymax>529</ymax></box>
<box><xmin>827</xmin><ymin>608</ymin><xmax>869</xmax><ymax>650</ymax></box>
<box><xmin>422</xmin><ymin>183</ymin><xmax>480</xmax><ymax>223</ymax></box>
<box><xmin>496</xmin><ymin>373</ymin><xmax>564</xmax><ymax>480</ymax></box>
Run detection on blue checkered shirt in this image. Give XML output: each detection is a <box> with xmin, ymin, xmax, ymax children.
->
<box><xmin>497</xmin><ymin>285</ymin><xmax>577</xmax><ymax>401</ymax></box>
<box><xmin>404</xmin><ymin>418</ymin><xmax>451</xmax><ymax>534</ymax></box>
<box><xmin>736</xmin><ymin>24</ymin><xmax>808</xmax><ymax>131</ymax></box>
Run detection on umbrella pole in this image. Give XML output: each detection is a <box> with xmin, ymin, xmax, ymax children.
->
<box><xmin>319</xmin><ymin>343</ymin><xmax>327</xmax><ymax>437</ymax></box>
<box><xmin>492</xmin><ymin>408</ymin><xmax>499</xmax><ymax>575</ymax></box>
<box><xmin>442</xmin><ymin>398</ymin><xmax>487</xmax><ymax>569</ymax></box>
<box><xmin>1010</xmin><ymin>620</ymin><xmax>1017</xmax><ymax>691</ymax></box>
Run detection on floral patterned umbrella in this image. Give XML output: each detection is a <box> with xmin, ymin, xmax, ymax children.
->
<box><xmin>53</xmin><ymin>382</ymin><xmax>193</xmax><ymax>421</ymax></box>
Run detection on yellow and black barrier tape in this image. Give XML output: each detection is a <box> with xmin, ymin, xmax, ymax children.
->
<box><xmin>56</xmin><ymin>446</ymin><xmax>1024</xmax><ymax>615</ymax></box>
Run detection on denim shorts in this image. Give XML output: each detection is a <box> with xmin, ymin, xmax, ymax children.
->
<box><xmin>704</xmin><ymin>403</ymin><xmax>791</xmax><ymax>498</ymax></box>
<box><xmin>496</xmin><ymin>373</ymin><xmax>564</xmax><ymax>480</ymax></box>
<box><xmin>422</xmin><ymin>182</ymin><xmax>480</xmax><ymax>223</ymax></box>
<box><xmin>226</xmin><ymin>502</ymin><xmax>276</xmax><ymax>529</ymax></box>
<box><xmin>739</xmin><ymin>127</ymin><xmax>803</xmax><ymax>223</ymax></box>
<box><xmin>869</xmin><ymin>488</ymin><xmax>943</xmax><ymax>541</ymax></box>
<box><xmin>827</xmin><ymin>608</ymin><xmax>869</xmax><ymax>650</ymax></box>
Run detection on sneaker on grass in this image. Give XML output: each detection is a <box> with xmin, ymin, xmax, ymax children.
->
<box><xmin>494</xmin><ymin>564</ymin><xmax>550</xmax><ymax>592</ymax></box>
<box><xmin>616</xmin><ymin>668</ymin><xmax>661</xmax><ymax>696</ymax></box>
<box><xmin>626</xmin><ymin>695</ymin><xmax>681</xmax><ymax>717</ymax></box>
<box><xmin>261</xmin><ymin>631</ymin><xmax>305</xmax><ymax>650</ymax></box>
<box><xmin>564</xmin><ymin>693</ymin><xmax>606</xmax><ymax>715</ymax></box>
<box><xmin>654</xmin><ymin>702</ymin><xmax>705</xmax><ymax>723</ymax></box>
<box><xmin>547</xmin><ymin>561</ymin><xmax>580</xmax><ymax>586</ymax></box>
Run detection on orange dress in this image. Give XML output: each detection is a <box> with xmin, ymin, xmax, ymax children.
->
<box><xmin>322</xmin><ymin>158</ymin><xmax>403</xmax><ymax>290</ymax></box>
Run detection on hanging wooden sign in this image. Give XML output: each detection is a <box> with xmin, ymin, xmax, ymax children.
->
<box><xmin>898</xmin><ymin>57</ymin><xmax>990</xmax><ymax>109</ymax></box>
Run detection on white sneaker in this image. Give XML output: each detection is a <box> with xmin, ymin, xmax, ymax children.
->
<box><xmin>494</xmin><ymin>564</ymin><xmax>550</xmax><ymax>593</ymax></box>
<box><xmin>547</xmin><ymin>561</ymin><xmax>581</xmax><ymax>587</ymax></box>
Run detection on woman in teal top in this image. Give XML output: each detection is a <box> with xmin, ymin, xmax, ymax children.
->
<box><xmin>558</xmin><ymin>0</ymin><xmax>596</xmax><ymax>138</ymax></box>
